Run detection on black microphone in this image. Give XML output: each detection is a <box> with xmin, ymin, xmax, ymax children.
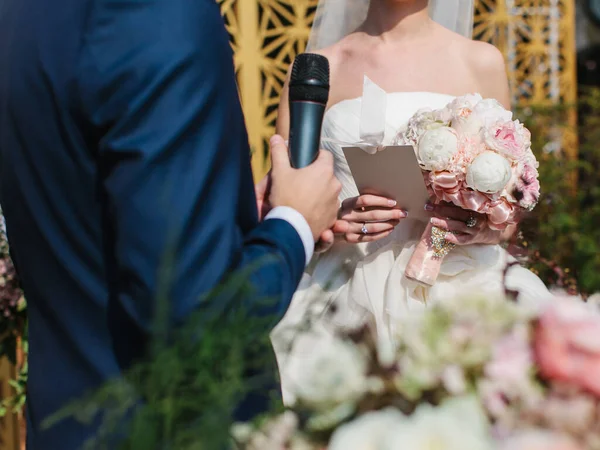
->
<box><xmin>288</xmin><ymin>53</ymin><xmax>330</xmax><ymax>168</ymax></box>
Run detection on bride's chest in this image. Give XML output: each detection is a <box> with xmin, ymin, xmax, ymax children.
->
<box><xmin>322</xmin><ymin>93</ymin><xmax>455</xmax><ymax>144</ymax></box>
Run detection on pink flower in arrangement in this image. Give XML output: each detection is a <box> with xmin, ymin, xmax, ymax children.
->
<box><xmin>513</xmin><ymin>164</ymin><xmax>541</xmax><ymax>210</ymax></box>
<box><xmin>534</xmin><ymin>299</ymin><xmax>600</xmax><ymax>397</ymax></box>
<box><xmin>485</xmin><ymin>326</ymin><xmax>533</xmax><ymax>387</ymax></box>
<box><xmin>451</xmin><ymin>136</ymin><xmax>482</xmax><ymax>171</ymax></box>
<box><xmin>483</xmin><ymin>120</ymin><xmax>531</xmax><ymax>162</ymax></box>
<box><xmin>499</xmin><ymin>431</ymin><xmax>583</xmax><ymax>450</ymax></box>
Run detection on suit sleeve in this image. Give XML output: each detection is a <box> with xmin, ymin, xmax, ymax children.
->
<box><xmin>77</xmin><ymin>0</ymin><xmax>307</xmax><ymax>368</ymax></box>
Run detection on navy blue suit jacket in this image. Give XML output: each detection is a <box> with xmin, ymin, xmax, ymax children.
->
<box><xmin>0</xmin><ymin>0</ymin><xmax>305</xmax><ymax>448</ymax></box>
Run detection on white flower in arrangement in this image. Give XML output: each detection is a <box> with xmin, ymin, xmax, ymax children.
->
<box><xmin>285</xmin><ymin>328</ymin><xmax>370</xmax><ymax>411</ymax></box>
<box><xmin>466</xmin><ymin>151</ymin><xmax>513</xmax><ymax>194</ymax></box>
<box><xmin>231</xmin><ymin>412</ymin><xmax>299</xmax><ymax>450</ymax></box>
<box><xmin>417</xmin><ymin>127</ymin><xmax>459</xmax><ymax>171</ymax></box>
<box><xmin>328</xmin><ymin>408</ymin><xmax>406</xmax><ymax>450</ymax></box>
<box><xmin>399</xmin><ymin>108</ymin><xmax>449</xmax><ymax>146</ymax></box>
<box><xmin>453</xmin><ymin>98</ymin><xmax>513</xmax><ymax>135</ymax></box>
<box><xmin>381</xmin><ymin>397</ymin><xmax>494</xmax><ymax>450</ymax></box>
<box><xmin>446</xmin><ymin>93</ymin><xmax>483</xmax><ymax>118</ymax></box>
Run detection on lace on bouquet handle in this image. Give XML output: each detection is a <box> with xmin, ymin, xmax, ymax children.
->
<box><xmin>321</xmin><ymin>76</ymin><xmax>388</xmax><ymax>154</ymax></box>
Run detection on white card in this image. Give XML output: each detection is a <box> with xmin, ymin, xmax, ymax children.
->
<box><xmin>342</xmin><ymin>145</ymin><xmax>432</xmax><ymax>222</ymax></box>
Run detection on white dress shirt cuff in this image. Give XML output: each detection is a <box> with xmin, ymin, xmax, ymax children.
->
<box><xmin>265</xmin><ymin>206</ymin><xmax>314</xmax><ymax>266</ymax></box>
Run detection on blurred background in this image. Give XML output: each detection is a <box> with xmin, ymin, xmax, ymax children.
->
<box><xmin>1</xmin><ymin>0</ymin><xmax>599</xmax><ymax>448</ymax></box>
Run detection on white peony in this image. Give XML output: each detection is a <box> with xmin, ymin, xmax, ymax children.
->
<box><xmin>328</xmin><ymin>408</ymin><xmax>406</xmax><ymax>450</ymax></box>
<box><xmin>285</xmin><ymin>327</ymin><xmax>369</xmax><ymax>411</ymax></box>
<box><xmin>399</xmin><ymin>108</ymin><xmax>448</xmax><ymax>146</ymax></box>
<box><xmin>466</xmin><ymin>151</ymin><xmax>513</xmax><ymax>193</ymax></box>
<box><xmin>381</xmin><ymin>397</ymin><xmax>494</xmax><ymax>450</ymax></box>
<box><xmin>417</xmin><ymin>127</ymin><xmax>459</xmax><ymax>171</ymax></box>
<box><xmin>453</xmin><ymin>98</ymin><xmax>513</xmax><ymax>136</ymax></box>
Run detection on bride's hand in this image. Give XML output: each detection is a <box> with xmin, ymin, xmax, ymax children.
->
<box><xmin>337</xmin><ymin>195</ymin><xmax>407</xmax><ymax>243</ymax></box>
<box><xmin>426</xmin><ymin>203</ymin><xmax>503</xmax><ymax>246</ymax></box>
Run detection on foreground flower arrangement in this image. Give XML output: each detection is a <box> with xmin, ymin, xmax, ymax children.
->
<box><xmin>233</xmin><ymin>293</ymin><xmax>600</xmax><ymax>450</ymax></box>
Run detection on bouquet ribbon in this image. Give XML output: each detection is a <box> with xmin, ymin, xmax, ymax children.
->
<box><xmin>427</xmin><ymin>172</ymin><xmax>516</xmax><ymax>229</ymax></box>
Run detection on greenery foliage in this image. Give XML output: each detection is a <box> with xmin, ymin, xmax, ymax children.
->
<box><xmin>44</xmin><ymin>265</ymin><xmax>285</xmax><ymax>449</ymax></box>
<box><xmin>517</xmin><ymin>88</ymin><xmax>600</xmax><ymax>295</ymax></box>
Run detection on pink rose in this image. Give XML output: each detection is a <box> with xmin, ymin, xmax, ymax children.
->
<box><xmin>499</xmin><ymin>431</ymin><xmax>583</xmax><ymax>450</ymax></box>
<box><xmin>483</xmin><ymin>120</ymin><xmax>531</xmax><ymax>162</ymax></box>
<box><xmin>534</xmin><ymin>299</ymin><xmax>600</xmax><ymax>397</ymax></box>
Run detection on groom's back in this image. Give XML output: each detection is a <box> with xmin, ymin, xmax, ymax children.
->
<box><xmin>0</xmin><ymin>0</ymin><xmax>121</xmax><ymax>448</ymax></box>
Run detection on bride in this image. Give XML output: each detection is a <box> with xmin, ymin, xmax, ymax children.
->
<box><xmin>271</xmin><ymin>0</ymin><xmax>550</xmax><ymax>404</ymax></box>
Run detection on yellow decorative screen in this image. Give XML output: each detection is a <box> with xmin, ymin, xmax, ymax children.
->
<box><xmin>217</xmin><ymin>0</ymin><xmax>577</xmax><ymax>180</ymax></box>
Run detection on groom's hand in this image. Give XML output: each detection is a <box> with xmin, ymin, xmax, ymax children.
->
<box><xmin>256</xmin><ymin>171</ymin><xmax>341</xmax><ymax>253</ymax></box>
<box><xmin>268</xmin><ymin>135</ymin><xmax>341</xmax><ymax>242</ymax></box>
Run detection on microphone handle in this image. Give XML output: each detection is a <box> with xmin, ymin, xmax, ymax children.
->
<box><xmin>289</xmin><ymin>101</ymin><xmax>326</xmax><ymax>168</ymax></box>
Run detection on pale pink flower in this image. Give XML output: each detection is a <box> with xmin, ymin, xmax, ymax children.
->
<box><xmin>451</xmin><ymin>136</ymin><xmax>484</xmax><ymax>172</ymax></box>
<box><xmin>485</xmin><ymin>326</ymin><xmax>533</xmax><ymax>387</ymax></box>
<box><xmin>453</xmin><ymin>98</ymin><xmax>512</xmax><ymax>135</ymax></box>
<box><xmin>499</xmin><ymin>430</ymin><xmax>583</xmax><ymax>450</ymax></box>
<box><xmin>446</xmin><ymin>93</ymin><xmax>483</xmax><ymax>119</ymax></box>
<box><xmin>483</xmin><ymin>120</ymin><xmax>531</xmax><ymax>162</ymax></box>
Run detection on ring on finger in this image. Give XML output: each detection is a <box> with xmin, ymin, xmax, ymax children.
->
<box><xmin>466</xmin><ymin>214</ymin><xmax>478</xmax><ymax>228</ymax></box>
<box><xmin>361</xmin><ymin>223</ymin><xmax>368</xmax><ymax>235</ymax></box>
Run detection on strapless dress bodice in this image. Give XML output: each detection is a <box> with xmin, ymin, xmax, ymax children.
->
<box><xmin>321</xmin><ymin>92</ymin><xmax>455</xmax><ymax>202</ymax></box>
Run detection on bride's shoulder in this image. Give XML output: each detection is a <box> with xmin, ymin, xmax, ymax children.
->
<box><xmin>461</xmin><ymin>40</ymin><xmax>506</xmax><ymax>77</ymax></box>
<box><xmin>310</xmin><ymin>33</ymin><xmax>363</xmax><ymax>70</ymax></box>
<box><xmin>444</xmin><ymin>32</ymin><xmax>510</xmax><ymax>106</ymax></box>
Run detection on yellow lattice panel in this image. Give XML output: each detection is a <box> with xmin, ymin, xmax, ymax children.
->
<box><xmin>474</xmin><ymin>0</ymin><xmax>578</xmax><ymax>160</ymax></box>
<box><xmin>219</xmin><ymin>0</ymin><xmax>577</xmax><ymax>179</ymax></box>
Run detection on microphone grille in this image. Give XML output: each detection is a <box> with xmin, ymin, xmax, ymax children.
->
<box><xmin>289</xmin><ymin>53</ymin><xmax>330</xmax><ymax>104</ymax></box>
<box><xmin>290</xmin><ymin>53</ymin><xmax>330</xmax><ymax>87</ymax></box>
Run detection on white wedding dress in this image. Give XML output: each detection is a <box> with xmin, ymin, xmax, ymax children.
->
<box><xmin>271</xmin><ymin>88</ymin><xmax>550</xmax><ymax>405</ymax></box>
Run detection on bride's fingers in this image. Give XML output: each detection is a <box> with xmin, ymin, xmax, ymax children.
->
<box><xmin>430</xmin><ymin>217</ymin><xmax>473</xmax><ymax>235</ymax></box>
<box><xmin>444</xmin><ymin>233</ymin><xmax>474</xmax><ymax>246</ymax></box>
<box><xmin>346</xmin><ymin>229</ymin><xmax>394</xmax><ymax>244</ymax></box>
<box><xmin>343</xmin><ymin>195</ymin><xmax>397</xmax><ymax>212</ymax></box>
<box><xmin>350</xmin><ymin>220</ymin><xmax>399</xmax><ymax>235</ymax></box>
<box><xmin>430</xmin><ymin>203</ymin><xmax>483</xmax><ymax>223</ymax></box>
<box><xmin>341</xmin><ymin>208</ymin><xmax>407</xmax><ymax>223</ymax></box>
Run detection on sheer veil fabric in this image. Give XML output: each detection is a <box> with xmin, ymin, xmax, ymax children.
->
<box><xmin>306</xmin><ymin>0</ymin><xmax>475</xmax><ymax>51</ymax></box>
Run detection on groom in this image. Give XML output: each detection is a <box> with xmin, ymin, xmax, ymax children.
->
<box><xmin>0</xmin><ymin>0</ymin><xmax>341</xmax><ymax>448</ymax></box>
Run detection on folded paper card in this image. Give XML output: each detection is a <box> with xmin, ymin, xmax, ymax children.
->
<box><xmin>343</xmin><ymin>145</ymin><xmax>432</xmax><ymax>222</ymax></box>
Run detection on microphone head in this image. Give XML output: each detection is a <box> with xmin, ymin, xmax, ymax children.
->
<box><xmin>289</xmin><ymin>53</ymin><xmax>330</xmax><ymax>105</ymax></box>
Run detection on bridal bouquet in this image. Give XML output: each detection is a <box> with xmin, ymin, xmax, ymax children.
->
<box><xmin>233</xmin><ymin>292</ymin><xmax>600</xmax><ymax>450</ymax></box>
<box><xmin>396</xmin><ymin>94</ymin><xmax>541</xmax><ymax>286</ymax></box>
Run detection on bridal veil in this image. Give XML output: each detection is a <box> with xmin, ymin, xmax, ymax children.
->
<box><xmin>307</xmin><ymin>0</ymin><xmax>475</xmax><ymax>51</ymax></box>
